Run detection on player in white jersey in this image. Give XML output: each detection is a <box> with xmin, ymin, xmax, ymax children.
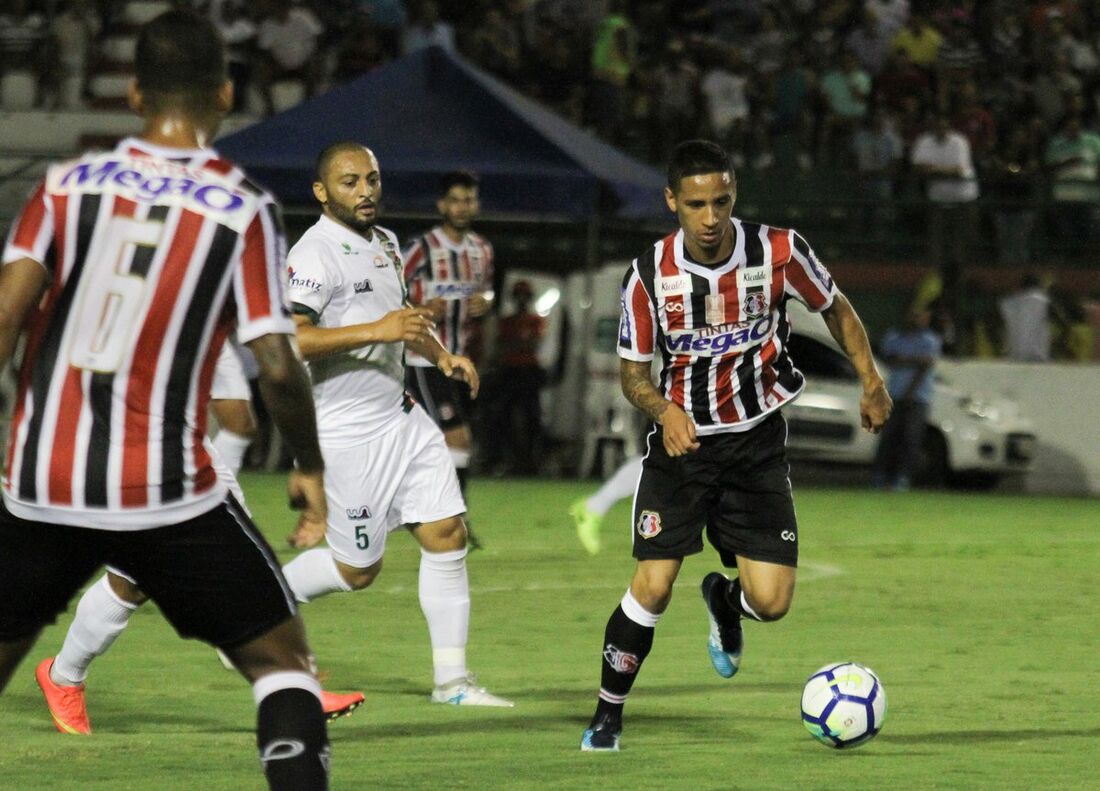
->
<box><xmin>0</xmin><ymin>12</ymin><xmax>331</xmax><ymax>788</ymax></box>
<box><xmin>403</xmin><ymin>171</ymin><xmax>494</xmax><ymax>547</ymax></box>
<box><xmin>281</xmin><ymin>141</ymin><xmax>512</xmax><ymax>707</ymax></box>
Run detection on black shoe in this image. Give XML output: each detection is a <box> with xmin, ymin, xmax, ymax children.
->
<box><xmin>701</xmin><ymin>572</ymin><xmax>743</xmax><ymax>678</ymax></box>
<box><xmin>580</xmin><ymin>711</ymin><xmax>622</xmax><ymax>752</ymax></box>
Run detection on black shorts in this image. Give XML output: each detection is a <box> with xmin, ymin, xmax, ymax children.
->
<box><xmin>405</xmin><ymin>365</ymin><xmax>469</xmax><ymax>430</ymax></box>
<box><xmin>0</xmin><ymin>496</ymin><xmax>297</xmax><ymax>648</ymax></box>
<box><xmin>632</xmin><ymin>412</ymin><xmax>798</xmax><ymax>568</ymax></box>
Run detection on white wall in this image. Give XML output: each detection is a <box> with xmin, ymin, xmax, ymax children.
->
<box><xmin>936</xmin><ymin>360</ymin><xmax>1100</xmax><ymax>496</ymax></box>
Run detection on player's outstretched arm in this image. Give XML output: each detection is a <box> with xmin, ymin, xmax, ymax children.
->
<box><xmin>405</xmin><ymin>326</ymin><xmax>480</xmax><ymax>398</ymax></box>
<box><xmin>247</xmin><ymin>332</ymin><xmax>327</xmax><ymax>536</ymax></box>
<box><xmin>621</xmin><ymin>359</ymin><xmax>699</xmax><ymax>456</ymax></box>
<box><xmin>821</xmin><ymin>292</ymin><xmax>892</xmax><ymax>433</ymax></box>
<box><xmin>291</xmin><ymin>307</ymin><xmax>435</xmax><ymax>360</ymax></box>
<box><xmin>0</xmin><ymin>258</ymin><xmax>48</xmax><ymax>368</ymax></box>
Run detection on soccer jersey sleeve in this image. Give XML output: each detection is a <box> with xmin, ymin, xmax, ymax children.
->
<box><xmin>232</xmin><ymin>198</ymin><xmax>296</xmax><ymax>344</ymax></box>
<box><xmin>402</xmin><ymin>237</ymin><xmax>428</xmax><ymax>304</ymax></box>
<box><xmin>618</xmin><ymin>260</ymin><xmax>656</xmax><ymax>362</ymax></box>
<box><xmin>286</xmin><ymin>235</ymin><xmax>340</xmax><ymax>322</ymax></box>
<box><xmin>2</xmin><ymin>179</ymin><xmax>55</xmax><ymax>272</ymax></box>
<box><xmin>784</xmin><ymin>231</ymin><xmax>837</xmax><ymax>312</ymax></box>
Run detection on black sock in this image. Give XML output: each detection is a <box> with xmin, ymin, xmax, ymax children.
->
<box><xmin>257</xmin><ymin>688</ymin><xmax>329</xmax><ymax>791</ymax></box>
<box><xmin>724</xmin><ymin>576</ymin><xmax>764</xmax><ymax>622</ymax></box>
<box><xmin>594</xmin><ymin>604</ymin><xmax>655</xmax><ymax>723</ymax></box>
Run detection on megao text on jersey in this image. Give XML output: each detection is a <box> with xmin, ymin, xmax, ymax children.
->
<box><xmin>664</xmin><ymin>314</ymin><xmax>773</xmax><ymax>355</ymax></box>
<box><xmin>59</xmin><ymin>160</ymin><xmax>246</xmax><ymax>212</ymax></box>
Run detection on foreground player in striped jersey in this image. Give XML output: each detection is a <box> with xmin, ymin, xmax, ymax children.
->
<box><xmin>403</xmin><ymin>171</ymin><xmax>494</xmax><ymax>547</ymax></box>
<box><xmin>581</xmin><ymin>140</ymin><xmax>892</xmax><ymax>751</ymax></box>
<box><xmin>279</xmin><ymin>142</ymin><xmax>512</xmax><ymax>707</ymax></box>
<box><xmin>0</xmin><ymin>12</ymin><xmax>332</xmax><ymax>788</ymax></box>
<box><xmin>33</xmin><ymin>344</ymin><xmax>364</xmax><ymax>734</ymax></box>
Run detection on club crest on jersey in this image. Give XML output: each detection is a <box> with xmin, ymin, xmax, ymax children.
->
<box><xmin>345</xmin><ymin>505</ymin><xmax>372</xmax><ymax>520</ymax></box>
<box><xmin>373</xmin><ymin>254</ymin><xmax>388</xmax><ymax>268</ymax></box>
<box><xmin>637</xmin><ymin>510</ymin><xmax>662</xmax><ymax>539</ymax></box>
<box><xmin>603</xmin><ymin>643</ymin><xmax>640</xmax><ymax>674</ymax></box>
<box><xmin>743</xmin><ymin>292</ymin><xmax>768</xmax><ymax>319</ymax></box>
<box><xmin>354</xmin><ymin>278</ymin><xmax>372</xmax><ymax>294</ymax></box>
<box><xmin>381</xmin><ymin>240</ymin><xmax>402</xmax><ymax>272</ymax></box>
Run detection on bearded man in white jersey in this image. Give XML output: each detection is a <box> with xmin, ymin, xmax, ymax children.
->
<box><xmin>581</xmin><ymin>139</ymin><xmax>893</xmax><ymax>751</ymax></box>
<box><xmin>0</xmin><ymin>11</ymin><xmax>333</xmax><ymax>789</ymax></box>
<box><xmin>281</xmin><ymin>141</ymin><xmax>512</xmax><ymax>708</ymax></box>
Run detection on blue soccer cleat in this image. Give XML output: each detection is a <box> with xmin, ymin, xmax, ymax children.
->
<box><xmin>701</xmin><ymin>572</ymin><xmax>743</xmax><ymax>678</ymax></box>
<box><xmin>580</xmin><ymin>712</ymin><xmax>622</xmax><ymax>752</ymax></box>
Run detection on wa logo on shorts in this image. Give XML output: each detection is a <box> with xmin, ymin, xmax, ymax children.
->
<box><xmin>346</xmin><ymin>505</ymin><xmax>372</xmax><ymax>520</ymax></box>
<box><xmin>637</xmin><ymin>510</ymin><xmax>662</xmax><ymax>539</ymax></box>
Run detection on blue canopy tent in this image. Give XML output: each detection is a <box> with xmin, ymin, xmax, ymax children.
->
<box><xmin>216</xmin><ymin>46</ymin><xmax>667</xmax><ymax>223</ymax></box>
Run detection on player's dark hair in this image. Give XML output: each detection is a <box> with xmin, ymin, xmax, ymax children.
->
<box><xmin>315</xmin><ymin>141</ymin><xmax>370</xmax><ymax>181</ymax></box>
<box><xmin>666</xmin><ymin>140</ymin><xmax>735</xmax><ymax>192</ymax></box>
<box><xmin>439</xmin><ymin>170</ymin><xmax>479</xmax><ymax>195</ymax></box>
<box><xmin>135</xmin><ymin>10</ymin><xmax>226</xmax><ymax>115</ymax></box>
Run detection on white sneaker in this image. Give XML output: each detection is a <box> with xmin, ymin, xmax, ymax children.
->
<box><xmin>431</xmin><ymin>676</ymin><xmax>514</xmax><ymax>707</ymax></box>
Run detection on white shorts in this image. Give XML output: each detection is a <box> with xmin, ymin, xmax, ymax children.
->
<box><xmin>321</xmin><ymin>406</ymin><xmax>465</xmax><ymax>568</ymax></box>
<box><xmin>211</xmin><ymin>343</ymin><xmax>251</xmax><ymax>401</ymax></box>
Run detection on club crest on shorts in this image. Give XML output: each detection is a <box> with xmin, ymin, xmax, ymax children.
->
<box><xmin>637</xmin><ymin>510</ymin><xmax>662</xmax><ymax>539</ymax></box>
<box><xmin>744</xmin><ymin>291</ymin><xmax>768</xmax><ymax>319</ymax></box>
<box><xmin>603</xmin><ymin>643</ymin><xmax>639</xmax><ymax>674</ymax></box>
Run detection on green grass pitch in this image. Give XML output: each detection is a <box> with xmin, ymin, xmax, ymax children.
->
<box><xmin>1</xmin><ymin>474</ymin><xmax>1097</xmax><ymax>790</ymax></box>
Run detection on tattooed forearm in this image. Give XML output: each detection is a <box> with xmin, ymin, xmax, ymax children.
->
<box><xmin>621</xmin><ymin>359</ymin><xmax>671</xmax><ymax>423</ymax></box>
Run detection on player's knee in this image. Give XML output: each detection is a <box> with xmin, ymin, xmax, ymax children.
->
<box><xmin>753</xmin><ymin>599</ymin><xmax>791</xmax><ymax>621</ymax></box>
<box><xmin>337</xmin><ymin>559</ymin><xmax>382</xmax><ymax>591</ymax></box>
<box><xmin>107</xmin><ymin>572</ymin><xmax>149</xmax><ymax>606</ymax></box>
<box><xmin>416</xmin><ymin>516</ymin><xmax>467</xmax><ymax>552</ymax></box>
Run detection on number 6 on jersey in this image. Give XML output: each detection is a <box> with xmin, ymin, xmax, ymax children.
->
<box><xmin>69</xmin><ymin>217</ymin><xmax>163</xmax><ymax>373</ymax></box>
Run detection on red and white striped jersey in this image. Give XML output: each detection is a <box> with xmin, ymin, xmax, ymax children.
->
<box><xmin>618</xmin><ymin>219</ymin><xmax>837</xmax><ymax>435</ymax></box>
<box><xmin>402</xmin><ymin>226</ymin><xmax>493</xmax><ymax>364</ymax></box>
<box><xmin>1</xmin><ymin>137</ymin><xmax>293</xmax><ymax>529</ymax></box>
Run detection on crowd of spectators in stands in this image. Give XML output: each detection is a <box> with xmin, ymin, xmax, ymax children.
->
<box><xmin>3</xmin><ymin>0</ymin><xmax>1098</xmax><ymax>360</ymax></box>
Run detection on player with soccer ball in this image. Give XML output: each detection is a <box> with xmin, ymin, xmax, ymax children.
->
<box><xmin>580</xmin><ymin>140</ymin><xmax>892</xmax><ymax>751</ymax></box>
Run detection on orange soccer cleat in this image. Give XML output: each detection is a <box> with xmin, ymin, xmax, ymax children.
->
<box><xmin>320</xmin><ymin>689</ymin><xmax>364</xmax><ymax>721</ymax></box>
<box><xmin>35</xmin><ymin>657</ymin><xmax>91</xmax><ymax>735</ymax></box>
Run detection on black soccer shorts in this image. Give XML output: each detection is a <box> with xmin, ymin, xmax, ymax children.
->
<box><xmin>0</xmin><ymin>495</ymin><xmax>297</xmax><ymax>648</ymax></box>
<box><xmin>632</xmin><ymin>412</ymin><xmax>799</xmax><ymax>568</ymax></box>
<box><xmin>405</xmin><ymin>365</ymin><xmax>470</xmax><ymax>430</ymax></box>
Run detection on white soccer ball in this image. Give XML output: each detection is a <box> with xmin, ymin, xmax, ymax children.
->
<box><xmin>800</xmin><ymin>662</ymin><xmax>886</xmax><ymax>749</ymax></box>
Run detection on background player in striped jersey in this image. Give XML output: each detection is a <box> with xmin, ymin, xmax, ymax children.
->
<box><xmin>581</xmin><ymin>140</ymin><xmax>892</xmax><ymax>751</ymax></box>
<box><xmin>279</xmin><ymin>142</ymin><xmax>512</xmax><ymax>707</ymax></box>
<box><xmin>402</xmin><ymin>171</ymin><xmax>493</xmax><ymax>547</ymax></box>
<box><xmin>0</xmin><ymin>12</ymin><xmax>332</xmax><ymax>788</ymax></box>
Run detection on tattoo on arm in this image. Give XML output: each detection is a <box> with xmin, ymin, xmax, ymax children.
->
<box><xmin>621</xmin><ymin>360</ymin><xmax>670</xmax><ymax>423</ymax></box>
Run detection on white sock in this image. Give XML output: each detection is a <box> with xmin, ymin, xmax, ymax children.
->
<box><xmin>418</xmin><ymin>547</ymin><xmax>470</xmax><ymax>687</ymax></box>
<box><xmin>587</xmin><ymin>456</ymin><xmax>644</xmax><ymax>516</ymax></box>
<box><xmin>52</xmin><ymin>575</ymin><xmax>139</xmax><ymax>686</ymax></box>
<box><xmin>282</xmin><ymin>549</ymin><xmax>352</xmax><ymax>604</ymax></box>
<box><xmin>252</xmin><ymin>670</ymin><xmax>322</xmax><ymax>705</ymax></box>
<box><xmin>620</xmin><ymin>589</ymin><xmax>661</xmax><ymax>628</ymax></box>
<box><xmin>449</xmin><ymin>448</ymin><xmax>471</xmax><ymax>470</ymax></box>
<box><xmin>212</xmin><ymin>429</ymin><xmax>251</xmax><ymax>475</ymax></box>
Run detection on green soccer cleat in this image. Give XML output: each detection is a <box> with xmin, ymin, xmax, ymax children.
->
<box><xmin>569</xmin><ymin>499</ymin><xmax>602</xmax><ymax>555</ymax></box>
